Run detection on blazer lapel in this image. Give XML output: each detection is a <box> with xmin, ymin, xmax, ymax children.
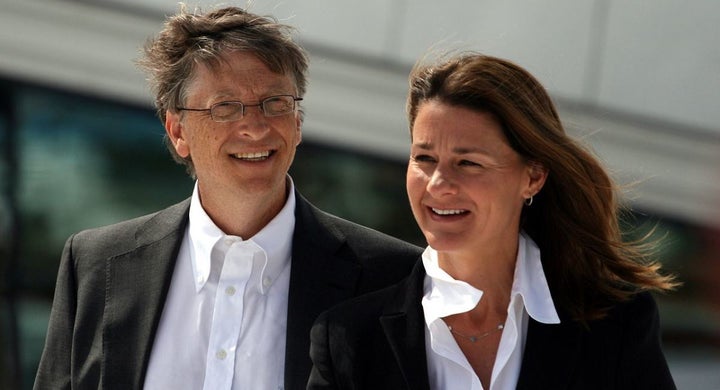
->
<box><xmin>379</xmin><ymin>262</ymin><xmax>431</xmax><ymax>390</ymax></box>
<box><xmin>284</xmin><ymin>193</ymin><xmax>362</xmax><ymax>390</ymax></box>
<box><xmin>516</xmin><ymin>316</ymin><xmax>582</xmax><ymax>390</ymax></box>
<box><xmin>378</xmin><ymin>262</ymin><xmax>581</xmax><ymax>390</ymax></box>
<box><xmin>102</xmin><ymin>199</ymin><xmax>190</xmax><ymax>389</ymax></box>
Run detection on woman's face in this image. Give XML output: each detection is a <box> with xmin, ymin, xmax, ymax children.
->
<box><xmin>407</xmin><ymin>100</ymin><xmax>545</xmax><ymax>255</ymax></box>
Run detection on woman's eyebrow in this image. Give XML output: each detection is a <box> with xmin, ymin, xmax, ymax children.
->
<box><xmin>453</xmin><ymin>146</ymin><xmax>492</xmax><ymax>155</ymax></box>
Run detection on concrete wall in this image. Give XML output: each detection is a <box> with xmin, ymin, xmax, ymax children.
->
<box><xmin>1</xmin><ymin>0</ymin><xmax>718</xmax><ymax>227</ymax></box>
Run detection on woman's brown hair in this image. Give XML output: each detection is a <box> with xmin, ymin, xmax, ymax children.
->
<box><xmin>407</xmin><ymin>53</ymin><xmax>677</xmax><ymax>322</ymax></box>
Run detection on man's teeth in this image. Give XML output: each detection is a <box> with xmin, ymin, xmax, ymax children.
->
<box><xmin>432</xmin><ymin>208</ymin><xmax>466</xmax><ymax>215</ymax></box>
<box><xmin>233</xmin><ymin>151</ymin><xmax>270</xmax><ymax>161</ymax></box>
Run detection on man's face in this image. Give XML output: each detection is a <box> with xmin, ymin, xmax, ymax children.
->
<box><xmin>165</xmin><ymin>51</ymin><xmax>302</xmax><ymax>206</ymax></box>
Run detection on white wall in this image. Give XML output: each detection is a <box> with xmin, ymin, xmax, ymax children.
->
<box><xmin>1</xmin><ymin>0</ymin><xmax>718</xmax><ymax>227</ymax></box>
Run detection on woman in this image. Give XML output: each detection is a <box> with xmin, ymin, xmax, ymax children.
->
<box><xmin>307</xmin><ymin>53</ymin><xmax>677</xmax><ymax>390</ymax></box>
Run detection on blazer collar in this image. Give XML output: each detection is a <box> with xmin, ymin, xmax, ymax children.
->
<box><xmin>99</xmin><ymin>192</ymin><xmax>388</xmax><ymax>390</ymax></box>
<box><xmin>379</xmin><ymin>261</ymin><xmax>432</xmax><ymax>390</ymax></box>
<box><xmin>102</xmin><ymin>199</ymin><xmax>190</xmax><ymax>389</ymax></box>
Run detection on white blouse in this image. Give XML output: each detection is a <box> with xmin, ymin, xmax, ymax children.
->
<box><xmin>421</xmin><ymin>232</ymin><xmax>560</xmax><ymax>390</ymax></box>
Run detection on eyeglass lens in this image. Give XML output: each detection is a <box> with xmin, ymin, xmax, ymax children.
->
<box><xmin>211</xmin><ymin>95</ymin><xmax>296</xmax><ymax>121</ymax></box>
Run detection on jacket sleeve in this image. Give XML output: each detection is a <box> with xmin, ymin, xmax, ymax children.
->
<box><xmin>617</xmin><ymin>292</ymin><xmax>677</xmax><ymax>390</ymax></box>
<box><xmin>33</xmin><ymin>234</ymin><xmax>78</xmax><ymax>390</ymax></box>
<box><xmin>307</xmin><ymin>311</ymin><xmax>338</xmax><ymax>389</ymax></box>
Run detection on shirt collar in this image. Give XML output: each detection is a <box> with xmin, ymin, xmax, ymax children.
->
<box><xmin>422</xmin><ymin>248</ymin><xmax>483</xmax><ymax>324</ymax></box>
<box><xmin>512</xmin><ymin>232</ymin><xmax>560</xmax><ymax>324</ymax></box>
<box><xmin>187</xmin><ymin>177</ymin><xmax>296</xmax><ymax>294</ymax></box>
<box><xmin>422</xmin><ymin>231</ymin><xmax>559</xmax><ymax>325</ymax></box>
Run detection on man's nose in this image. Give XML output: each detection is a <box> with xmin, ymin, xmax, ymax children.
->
<box><xmin>236</xmin><ymin>105</ymin><xmax>270</xmax><ymax>139</ymax></box>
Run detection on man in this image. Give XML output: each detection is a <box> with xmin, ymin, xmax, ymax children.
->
<box><xmin>33</xmin><ymin>6</ymin><xmax>421</xmax><ymax>390</ymax></box>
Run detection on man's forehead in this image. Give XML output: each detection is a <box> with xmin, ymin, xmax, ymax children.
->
<box><xmin>187</xmin><ymin>55</ymin><xmax>296</xmax><ymax>97</ymax></box>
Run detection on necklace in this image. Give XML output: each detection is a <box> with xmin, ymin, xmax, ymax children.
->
<box><xmin>448</xmin><ymin>323</ymin><xmax>504</xmax><ymax>343</ymax></box>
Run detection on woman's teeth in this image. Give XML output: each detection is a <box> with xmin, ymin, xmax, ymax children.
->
<box><xmin>432</xmin><ymin>208</ymin><xmax>466</xmax><ymax>215</ymax></box>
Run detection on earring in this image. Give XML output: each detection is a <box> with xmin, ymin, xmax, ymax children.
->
<box><xmin>524</xmin><ymin>196</ymin><xmax>533</xmax><ymax>206</ymax></box>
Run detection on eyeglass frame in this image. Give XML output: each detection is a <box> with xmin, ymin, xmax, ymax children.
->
<box><xmin>175</xmin><ymin>94</ymin><xmax>303</xmax><ymax>122</ymax></box>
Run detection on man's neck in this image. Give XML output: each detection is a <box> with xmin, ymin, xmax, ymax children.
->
<box><xmin>198</xmin><ymin>183</ymin><xmax>288</xmax><ymax>239</ymax></box>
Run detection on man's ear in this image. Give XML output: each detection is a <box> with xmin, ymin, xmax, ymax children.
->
<box><xmin>295</xmin><ymin>114</ymin><xmax>302</xmax><ymax>146</ymax></box>
<box><xmin>165</xmin><ymin>111</ymin><xmax>190</xmax><ymax>158</ymax></box>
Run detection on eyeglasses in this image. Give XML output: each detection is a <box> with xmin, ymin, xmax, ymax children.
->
<box><xmin>176</xmin><ymin>95</ymin><xmax>303</xmax><ymax>122</ymax></box>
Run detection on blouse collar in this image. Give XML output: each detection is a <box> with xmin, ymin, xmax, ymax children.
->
<box><xmin>422</xmin><ymin>231</ymin><xmax>560</xmax><ymax>325</ymax></box>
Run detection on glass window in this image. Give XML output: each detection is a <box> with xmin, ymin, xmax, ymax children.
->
<box><xmin>5</xmin><ymin>81</ymin><xmax>192</xmax><ymax>388</ymax></box>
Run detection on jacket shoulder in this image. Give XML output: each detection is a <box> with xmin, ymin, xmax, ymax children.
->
<box><xmin>69</xmin><ymin>199</ymin><xmax>190</xmax><ymax>259</ymax></box>
<box><xmin>325</xmin><ymin>211</ymin><xmax>420</xmax><ymax>254</ymax></box>
<box><xmin>581</xmin><ymin>291</ymin><xmax>674</xmax><ymax>389</ymax></box>
<box><xmin>321</xmin><ymin>262</ymin><xmax>423</xmax><ymax>329</ymax></box>
<box><xmin>298</xmin><ymin>195</ymin><xmax>421</xmax><ymax>254</ymax></box>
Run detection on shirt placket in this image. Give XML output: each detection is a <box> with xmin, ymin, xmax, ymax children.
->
<box><xmin>203</xmin><ymin>240</ymin><xmax>254</xmax><ymax>390</ymax></box>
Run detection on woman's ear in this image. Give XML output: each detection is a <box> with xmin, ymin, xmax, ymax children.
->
<box><xmin>165</xmin><ymin>111</ymin><xmax>190</xmax><ymax>158</ymax></box>
<box><xmin>525</xmin><ymin>161</ymin><xmax>548</xmax><ymax>198</ymax></box>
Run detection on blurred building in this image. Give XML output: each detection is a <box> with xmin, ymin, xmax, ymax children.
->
<box><xmin>1</xmin><ymin>0</ymin><xmax>719</xmax><ymax>388</ymax></box>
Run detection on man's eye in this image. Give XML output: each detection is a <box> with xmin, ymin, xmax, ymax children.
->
<box><xmin>460</xmin><ymin>160</ymin><xmax>481</xmax><ymax>167</ymax></box>
<box><xmin>264</xmin><ymin>96</ymin><xmax>293</xmax><ymax>114</ymax></box>
<box><xmin>212</xmin><ymin>102</ymin><xmax>241</xmax><ymax>118</ymax></box>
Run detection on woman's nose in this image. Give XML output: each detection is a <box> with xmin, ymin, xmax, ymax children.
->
<box><xmin>427</xmin><ymin>167</ymin><xmax>458</xmax><ymax>196</ymax></box>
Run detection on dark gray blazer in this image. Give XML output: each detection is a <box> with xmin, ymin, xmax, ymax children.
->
<box><xmin>308</xmin><ymin>261</ymin><xmax>677</xmax><ymax>390</ymax></box>
<box><xmin>33</xmin><ymin>192</ymin><xmax>422</xmax><ymax>390</ymax></box>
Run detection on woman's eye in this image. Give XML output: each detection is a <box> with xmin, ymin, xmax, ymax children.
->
<box><xmin>459</xmin><ymin>159</ymin><xmax>481</xmax><ymax>167</ymax></box>
<box><xmin>412</xmin><ymin>154</ymin><xmax>435</xmax><ymax>163</ymax></box>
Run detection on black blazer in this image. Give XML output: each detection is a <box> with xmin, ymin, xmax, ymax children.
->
<box><xmin>308</xmin><ymin>261</ymin><xmax>677</xmax><ymax>390</ymax></box>
<box><xmin>33</xmin><ymin>192</ymin><xmax>422</xmax><ymax>390</ymax></box>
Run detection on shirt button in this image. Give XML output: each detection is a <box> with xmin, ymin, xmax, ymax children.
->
<box><xmin>225</xmin><ymin>286</ymin><xmax>236</xmax><ymax>296</ymax></box>
<box><xmin>262</xmin><ymin>277</ymin><xmax>272</xmax><ymax>288</ymax></box>
<box><xmin>216</xmin><ymin>349</ymin><xmax>227</xmax><ymax>360</ymax></box>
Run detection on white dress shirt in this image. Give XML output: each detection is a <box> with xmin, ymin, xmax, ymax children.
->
<box><xmin>421</xmin><ymin>232</ymin><xmax>560</xmax><ymax>390</ymax></box>
<box><xmin>144</xmin><ymin>180</ymin><xmax>295</xmax><ymax>390</ymax></box>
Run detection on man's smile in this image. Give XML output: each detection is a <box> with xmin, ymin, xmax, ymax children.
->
<box><xmin>231</xmin><ymin>150</ymin><xmax>273</xmax><ymax>161</ymax></box>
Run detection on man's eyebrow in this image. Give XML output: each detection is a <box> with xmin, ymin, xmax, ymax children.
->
<box><xmin>209</xmin><ymin>83</ymin><xmax>295</xmax><ymax>101</ymax></box>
